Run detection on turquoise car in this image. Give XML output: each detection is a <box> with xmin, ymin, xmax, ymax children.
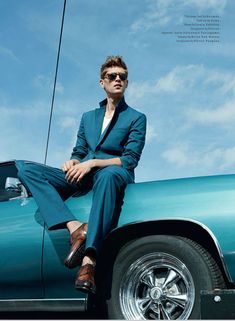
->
<box><xmin>0</xmin><ymin>160</ymin><xmax>235</xmax><ymax>319</ymax></box>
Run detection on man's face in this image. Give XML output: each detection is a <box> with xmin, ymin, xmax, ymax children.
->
<box><xmin>100</xmin><ymin>67</ymin><xmax>128</xmax><ymax>98</ymax></box>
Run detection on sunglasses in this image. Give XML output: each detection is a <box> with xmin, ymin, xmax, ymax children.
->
<box><xmin>105</xmin><ymin>72</ymin><xmax>128</xmax><ymax>81</ymax></box>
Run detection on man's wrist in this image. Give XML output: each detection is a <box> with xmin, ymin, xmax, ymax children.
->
<box><xmin>89</xmin><ymin>159</ymin><xmax>97</xmax><ymax>168</ymax></box>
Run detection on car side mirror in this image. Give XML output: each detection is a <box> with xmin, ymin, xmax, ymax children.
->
<box><xmin>5</xmin><ymin>177</ymin><xmax>21</xmax><ymax>192</ymax></box>
<box><xmin>5</xmin><ymin>177</ymin><xmax>28</xmax><ymax>199</ymax></box>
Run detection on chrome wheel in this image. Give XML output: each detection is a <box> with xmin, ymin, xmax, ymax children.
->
<box><xmin>119</xmin><ymin>252</ymin><xmax>195</xmax><ymax>320</ymax></box>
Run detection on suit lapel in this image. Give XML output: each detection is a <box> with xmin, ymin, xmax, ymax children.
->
<box><xmin>96</xmin><ymin>110</ymin><xmax>118</xmax><ymax>148</ymax></box>
<box><xmin>95</xmin><ymin>96</ymin><xmax>126</xmax><ymax>149</ymax></box>
<box><xmin>94</xmin><ymin>107</ymin><xmax>105</xmax><ymax>146</ymax></box>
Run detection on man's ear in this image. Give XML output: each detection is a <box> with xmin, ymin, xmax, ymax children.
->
<box><xmin>125</xmin><ymin>79</ymin><xmax>128</xmax><ymax>89</ymax></box>
<box><xmin>99</xmin><ymin>79</ymin><xmax>104</xmax><ymax>88</ymax></box>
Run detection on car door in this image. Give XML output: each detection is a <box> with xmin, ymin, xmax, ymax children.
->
<box><xmin>0</xmin><ymin>162</ymin><xmax>44</xmax><ymax>299</ymax></box>
<box><xmin>42</xmin><ymin>193</ymin><xmax>91</xmax><ymax>300</ymax></box>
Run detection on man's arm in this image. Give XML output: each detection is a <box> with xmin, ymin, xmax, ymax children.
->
<box><xmin>61</xmin><ymin>113</ymin><xmax>87</xmax><ymax>175</ymax></box>
<box><xmin>65</xmin><ymin>157</ymin><xmax>121</xmax><ymax>183</ymax></box>
<box><xmin>70</xmin><ymin>114</ymin><xmax>88</xmax><ymax>162</ymax></box>
<box><xmin>120</xmin><ymin>113</ymin><xmax>147</xmax><ymax>170</ymax></box>
<box><xmin>64</xmin><ymin>111</ymin><xmax>147</xmax><ymax>183</ymax></box>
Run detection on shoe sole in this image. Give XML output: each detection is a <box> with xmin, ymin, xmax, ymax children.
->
<box><xmin>75</xmin><ymin>284</ymin><xmax>96</xmax><ymax>295</ymax></box>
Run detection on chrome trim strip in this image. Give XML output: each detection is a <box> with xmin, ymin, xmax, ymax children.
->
<box><xmin>113</xmin><ymin>217</ymin><xmax>233</xmax><ymax>282</ymax></box>
<box><xmin>0</xmin><ymin>298</ymin><xmax>87</xmax><ymax>312</ymax></box>
<box><xmin>187</xmin><ymin>218</ymin><xmax>233</xmax><ymax>282</ymax></box>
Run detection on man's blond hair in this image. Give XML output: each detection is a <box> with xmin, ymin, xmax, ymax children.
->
<box><xmin>100</xmin><ymin>56</ymin><xmax>128</xmax><ymax>79</ymax></box>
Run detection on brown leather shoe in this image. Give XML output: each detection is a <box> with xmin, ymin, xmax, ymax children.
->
<box><xmin>75</xmin><ymin>264</ymin><xmax>96</xmax><ymax>294</ymax></box>
<box><xmin>64</xmin><ymin>223</ymin><xmax>88</xmax><ymax>269</ymax></box>
<box><xmin>70</xmin><ymin>223</ymin><xmax>88</xmax><ymax>244</ymax></box>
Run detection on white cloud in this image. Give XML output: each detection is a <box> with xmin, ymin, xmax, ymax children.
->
<box><xmin>146</xmin><ymin>123</ymin><xmax>158</xmax><ymax>143</ymax></box>
<box><xmin>127</xmin><ymin>65</ymin><xmax>195</xmax><ymax>101</ymax></box>
<box><xmin>128</xmin><ymin>64</ymin><xmax>235</xmax><ymax>105</ymax></box>
<box><xmin>56</xmin><ymin>83</ymin><xmax>64</xmax><ymax>94</ymax></box>
<box><xmin>130</xmin><ymin>0</ymin><xmax>227</xmax><ymax>32</ymax></box>
<box><xmin>155</xmin><ymin>64</ymin><xmax>235</xmax><ymax>95</ymax></box>
<box><xmin>0</xmin><ymin>101</ymin><xmax>51</xmax><ymax>163</ymax></box>
<box><xmin>54</xmin><ymin>99</ymin><xmax>86</xmax><ymax>118</ymax></box>
<box><xmin>204</xmin><ymin>71</ymin><xmax>235</xmax><ymax>95</ymax></box>
<box><xmin>33</xmin><ymin>75</ymin><xmax>64</xmax><ymax>94</ymax></box>
<box><xmin>131</xmin><ymin>63</ymin><xmax>235</xmax><ymax>178</ymax></box>
<box><xmin>0</xmin><ymin>104</ymin><xmax>47</xmax><ymax>119</ymax></box>
<box><xmin>161</xmin><ymin>144</ymin><xmax>235</xmax><ymax>171</ymax></box>
<box><xmin>0</xmin><ymin>46</ymin><xmax>20</xmax><ymax>62</ymax></box>
<box><xmin>162</xmin><ymin>147</ymin><xmax>189</xmax><ymax>167</ymax></box>
<box><xmin>131</xmin><ymin>0</ymin><xmax>172</xmax><ymax>32</ymax></box>
<box><xmin>46</xmin><ymin>129</ymin><xmax>78</xmax><ymax>167</ymax></box>
<box><xmin>156</xmin><ymin>72</ymin><xmax>182</xmax><ymax>93</ymax></box>
<box><xmin>127</xmin><ymin>64</ymin><xmax>205</xmax><ymax>100</ymax></box>
<box><xmin>155</xmin><ymin>64</ymin><xmax>203</xmax><ymax>92</ymax></box>
<box><xmin>127</xmin><ymin>82</ymin><xmax>154</xmax><ymax>101</ymax></box>
<box><xmin>187</xmin><ymin>100</ymin><xmax>235</xmax><ymax>125</ymax></box>
<box><xmin>183</xmin><ymin>0</ymin><xmax>227</xmax><ymax>14</ymax></box>
<box><xmin>209</xmin><ymin>43</ymin><xmax>235</xmax><ymax>58</ymax></box>
<box><xmin>0</xmin><ymin>97</ymin><xmax>85</xmax><ymax>166</ymax></box>
<box><xmin>0</xmin><ymin>117</ymin><xmax>46</xmax><ymax>164</ymax></box>
<box><xmin>221</xmin><ymin>146</ymin><xmax>235</xmax><ymax>169</ymax></box>
<box><xmin>58</xmin><ymin>116</ymin><xmax>78</xmax><ymax>131</ymax></box>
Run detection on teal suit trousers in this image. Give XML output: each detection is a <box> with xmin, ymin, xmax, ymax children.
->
<box><xmin>16</xmin><ymin>160</ymin><xmax>134</xmax><ymax>256</ymax></box>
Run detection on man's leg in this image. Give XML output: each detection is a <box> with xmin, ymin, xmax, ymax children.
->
<box><xmin>85</xmin><ymin>165</ymin><xmax>133</xmax><ymax>255</ymax></box>
<box><xmin>75</xmin><ymin>165</ymin><xmax>133</xmax><ymax>293</ymax></box>
<box><xmin>16</xmin><ymin>160</ymin><xmax>79</xmax><ymax>230</ymax></box>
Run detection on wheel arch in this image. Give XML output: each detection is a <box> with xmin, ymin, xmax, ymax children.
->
<box><xmin>103</xmin><ymin>219</ymin><xmax>231</xmax><ymax>285</ymax></box>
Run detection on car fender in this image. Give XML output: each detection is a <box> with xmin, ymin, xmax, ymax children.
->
<box><xmin>103</xmin><ymin>218</ymin><xmax>232</xmax><ymax>285</ymax></box>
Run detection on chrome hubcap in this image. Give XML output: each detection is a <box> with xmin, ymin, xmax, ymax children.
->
<box><xmin>150</xmin><ymin>287</ymin><xmax>163</xmax><ymax>301</ymax></box>
<box><xmin>119</xmin><ymin>252</ymin><xmax>195</xmax><ymax>320</ymax></box>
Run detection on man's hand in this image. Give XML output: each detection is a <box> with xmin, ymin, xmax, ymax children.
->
<box><xmin>61</xmin><ymin>159</ymin><xmax>80</xmax><ymax>173</ymax></box>
<box><xmin>65</xmin><ymin>160</ymin><xmax>94</xmax><ymax>183</ymax></box>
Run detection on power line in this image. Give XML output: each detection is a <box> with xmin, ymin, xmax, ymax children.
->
<box><xmin>41</xmin><ymin>0</ymin><xmax>67</xmax><ymax>298</ymax></box>
<box><xmin>44</xmin><ymin>0</ymin><xmax>67</xmax><ymax>165</ymax></box>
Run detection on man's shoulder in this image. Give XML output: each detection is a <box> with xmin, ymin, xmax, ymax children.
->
<box><xmin>82</xmin><ymin>108</ymin><xmax>99</xmax><ymax>118</ymax></box>
<box><xmin>125</xmin><ymin>104</ymin><xmax>146</xmax><ymax>119</ymax></box>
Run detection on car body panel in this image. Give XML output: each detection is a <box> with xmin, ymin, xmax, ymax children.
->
<box><xmin>42</xmin><ymin>192</ymin><xmax>91</xmax><ymax>299</ymax></box>
<box><xmin>1</xmin><ymin>160</ymin><xmax>235</xmax><ymax>305</ymax></box>
<box><xmin>0</xmin><ymin>197</ymin><xmax>43</xmax><ymax>299</ymax></box>
<box><xmin>42</xmin><ymin>228</ymin><xmax>87</xmax><ymax>299</ymax></box>
<box><xmin>120</xmin><ymin>175</ymin><xmax>235</xmax><ymax>281</ymax></box>
<box><xmin>64</xmin><ymin>174</ymin><xmax>235</xmax><ymax>283</ymax></box>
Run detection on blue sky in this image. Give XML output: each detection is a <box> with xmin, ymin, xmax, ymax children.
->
<box><xmin>0</xmin><ymin>0</ymin><xmax>235</xmax><ymax>182</ymax></box>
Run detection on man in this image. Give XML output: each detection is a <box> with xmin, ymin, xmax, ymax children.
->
<box><xmin>16</xmin><ymin>56</ymin><xmax>146</xmax><ymax>294</ymax></box>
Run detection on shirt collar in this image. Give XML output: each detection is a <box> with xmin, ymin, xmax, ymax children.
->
<box><xmin>99</xmin><ymin>96</ymin><xmax>127</xmax><ymax>111</ymax></box>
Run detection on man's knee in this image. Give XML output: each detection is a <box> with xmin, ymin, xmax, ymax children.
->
<box><xmin>95</xmin><ymin>166</ymin><xmax>127</xmax><ymax>186</ymax></box>
<box><xmin>16</xmin><ymin>161</ymin><xmax>41</xmax><ymax>178</ymax></box>
<box><xmin>98</xmin><ymin>165</ymin><xmax>121</xmax><ymax>178</ymax></box>
<box><xmin>16</xmin><ymin>160</ymin><xmax>27</xmax><ymax>177</ymax></box>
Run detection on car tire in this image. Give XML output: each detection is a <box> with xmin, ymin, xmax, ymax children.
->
<box><xmin>106</xmin><ymin>235</ymin><xmax>225</xmax><ymax>320</ymax></box>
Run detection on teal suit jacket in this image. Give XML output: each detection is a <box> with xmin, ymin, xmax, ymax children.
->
<box><xmin>71</xmin><ymin>97</ymin><xmax>147</xmax><ymax>174</ymax></box>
